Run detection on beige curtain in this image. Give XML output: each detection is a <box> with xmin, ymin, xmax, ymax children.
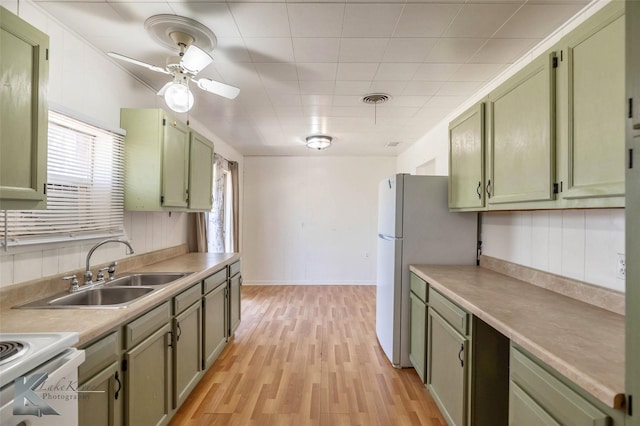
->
<box><xmin>187</xmin><ymin>212</ymin><xmax>208</xmax><ymax>253</ymax></box>
<box><xmin>229</xmin><ymin>161</ymin><xmax>240</xmax><ymax>252</ymax></box>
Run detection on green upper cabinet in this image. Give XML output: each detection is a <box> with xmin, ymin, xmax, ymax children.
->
<box><xmin>121</xmin><ymin>108</ymin><xmax>214</xmax><ymax>211</ymax></box>
<box><xmin>449</xmin><ymin>102</ymin><xmax>485</xmax><ymax>210</ymax></box>
<box><xmin>0</xmin><ymin>7</ymin><xmax>48</xmax><ymax>210</ymax></box>
<box><xmin>559</xmin><ymin>1</ymin><xmax>625</xmax><ymax>203</ymax></box>
<box><xmin>487</xmin><ymin>52</ymin><xmax>556</xmax><ymax>206</ymax></box>
<box><xmin>188</xmin><ymin>130</ymin><xmax>214</xmax><ymax>210</ymax></box>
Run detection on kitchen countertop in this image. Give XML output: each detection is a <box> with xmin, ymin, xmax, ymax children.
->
<box><xmin>410</xmin><ymin>264</ymin><xmax>625</xmax><ymax>410</ymax></box>
<box><xmin>0</xmin><ymin>252</ymin><xmax>240</xmax><ymax>347</ymax></box>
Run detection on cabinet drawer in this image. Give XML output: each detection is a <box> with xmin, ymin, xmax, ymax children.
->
<box><xmin>79</xmin><ymin>330</ymin><xmax>120</xmax><ymax>382</ymax></box>
<box><xmin>174</xmin><ymin>283</ymin><xmax>201</xmax><ymax>315</ymax></box>
<box><xmin>429</xmin><ymin>288</ymin><xmax>468</xmax><ymax>335</ymax></box>
<box><xmin>229</xmin><ymin>260</ymin><xmax>241</xmax><ymax>277</ymax></box>
<box><xmin>510</xmin><ymin>346</ymin><xmax>609</xmax><ymax>425</ymax></box>
<box><xmin>203</xmin><ymin>268</ymin><xmax>227</xmax><ymax>295</ymax></box>
<box><xmin>410</xmin><ymin>273</ymin><xmax>428</xmax><ymax>303</ymax></box>
<box><xmin>125</xmin><ymin>301</ymin><xmax>171</xmax><ymax>349</ymax></box>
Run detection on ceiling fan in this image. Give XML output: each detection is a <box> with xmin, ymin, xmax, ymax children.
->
<box><xmin>108</xmin><ymin>29</ymin><xmax>240</xmax><ymax>114</ymax></box>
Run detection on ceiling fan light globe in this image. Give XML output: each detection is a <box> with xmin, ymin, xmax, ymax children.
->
<box><xmin>164</xmin><ymin>83</ymin><xmax>194</xmax><ymax>113</ymax></box>
<box><xmin>182</xmin><ymin>45</ymin><xmax>213</xmax><ymax>74</ymax></box>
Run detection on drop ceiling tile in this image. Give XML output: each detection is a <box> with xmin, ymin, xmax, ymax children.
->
<box><xmin>389</xmin><ymin>96</ymin><xmax>430</xmax><ymax>107</ymax></box>
<box><xmin>341</xmin><ymin>4</ymin><xmax>404</xmax><ymax>38</ymax></box>
<box><xmin>424</xmin><ymin>95</ymin><xmax>467</xmax><ymax>108</ymax></box>
<box><xmin>369</xmin><ymin>80</ymin><xmax>408</xmax><ymax>94</ymax></box>
<box><xmin>495</xmin><ymin>4</ymin><xmax>586</xmax><ymax>39</ymax></box>
<box><xmin>330</xmin><ymin>106</ymin><xmax>372</xmax><ymax>118</ymax></box>
<box><xmin>468</xmin><ymin>38</ymin><xmax>539</xmax><ymax>64</ymax></box>
<box><xmin>275</xmin><ymin>106</ymin><xmax>305</xmax><ymax>118</ymax></box>
<box><xmin>213</xmin><ymin>38</ymin><xmax>252</xmax><ymax>63</ymax></box>
<box><xmin>436</xmin><ymin>81</ymin><xmax>484</xmax><ymax>96</ymax></box>
<box><xmin>382</xmin><ymin>38</ymin><xmax>438</xmax><ymax>63</ymax></box>
<box><xmin>244</xmin><ymin>38</ymin><xmax>295</xmax><ymax>62</ymax></box>
<box><xmin>262</xmin><ymin>80</ymin><xmax>301</xmax><ymax>95</ymax></box>
<box><xmin>299</xmin><ymin>80</ymin><xmax>335</xmax><ymax>95</ymax></box>
<box><xmin>339</xmin><ymin>39</ymin><xmax>388</xmax><ymax>63</ymax></box>
<box><xmin>255</xmin><ymin>63</ymin><xmax>299</xmax><ymax>80</ymax></box>
<box><xmin>292</xmin><ymin>38</ymin><xmax>340</xmax><ymax>63</ymax></box>
<box><xmin>394</xmin><ymin>4</ymin><xmax>461</xmax><ymax>37</ymax></box>
<box><xmin>402</xmin><ymin>81</ymin><xmax>442</xmax><ymax>96</ymax></box>
<box><xmin>287</xmin><ymin>4</ymin><xmax>345</xmax><ymax>37</ymax></box>
<box><xmin>444</xmin><ymin>3</ymin><xmax>521</xmax><ymax>38</ymax></box>
<box><xmin>336</xmin><ymin>63</ymin><xmax>379</xmax><ymax>80</ymax></box>
<box><xmin>376</xmin><ymin>106</ymin><xmax>420</xmax><ymax>119</ymax></box>
<box><xmin>334</xmin><ymin>80</ymin><xmax>373</xmax><ymax>95</ymax></box>
<box><xmin>38</xmin><ymin>3</ymin><xmax>140</xmax><ymax>38</ymax></box>
<box><xmin>297</xmin><ymin>63</ymin><xmax>338</xmax><ymax>81</ymax></box>
<box><xmin>333</xmin><ymin>95</ymin><xmax>366</xmax><ymax>107</ymax></box>
<box><xmin>425</xmin><ymin>38</ymin><xmax>487</xmax><ymax>64</ymax></box>
<box><xmin>449</xmin><ymin>63</ymin><xmax>506</xmax><ymax>82</ymax></box>
<box><xmin>269</xmin><ymin>94</ymin><xmax>303</xmax><ymax>107</ymax></box>
<box><xmin>229</xmin><ymin>3</ymin><xmax>291</xmax><ymax>37</ymax></box>
<box><xmin>301</xmin><ymin>95</ymin><xmax>334</xmax><ymax>106</ymax></box>
<box><xmin>166</xmin><ymin>3</ymin><xmax>240</xmax><ymax>37</ymax></box>
<box><xmin>374</xmin><ymin>63</ymin><xmax>420</xmax><ymax>81</ymax></box>
<box><xmin>413</xmin><ymin>63</ymin><xmax>462</xmax><ymax>81</ymax></box>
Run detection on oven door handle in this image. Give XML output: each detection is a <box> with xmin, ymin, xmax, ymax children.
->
<box><xmin>114</xmin><ymin>371</ymin><xmax>121</xmax><ymax>400</ymax></box>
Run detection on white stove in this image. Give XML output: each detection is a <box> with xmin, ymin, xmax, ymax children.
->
<box><xmin>0</xmin><ymin>332</ymin><xmax>85</xmax><ymax>426</ymax></box>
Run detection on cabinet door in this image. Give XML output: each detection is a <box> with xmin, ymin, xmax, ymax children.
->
<box><xmin>173</xmin><ymin>301</ymin><xmax>202</xmax><ymax>408</ymax></box>
<box><xmin>563</xmin><ymin>3</ymin><xmax>625</xmax><ymax>199</ymax></box>
<box><xmin>79</xmin><ymin>362</ymin><xmax>123</xmax><ymax>426</ymax></box>
<box><xmin>409</xmin><ymin>292</ymin><xmax>427</xmax><ymax>382</ymax></box>
<box><xmin>510</xmin><ymin>382</ymin><xmax>560</xmax><ymax>426</ymax></box>
<box><xmin>0</xmin><ymin>7</ymin><xmax>48</xmax><ymax>210</ymax></box>
<box><xmin>229</xmin><ymin>275</ymin><xmax>241</xmax><ymax>336</ymax></box>
<box><xmin>125</xmin><ymin>323</ymin><xmax>171</xmax><ymax>426</ymax></box>
<box><xmin>203</xmin><ymin>283</ymin><xmax>227</xmax><ymax>369</ymax></box>
<box><xmin>188</xmin><ymin>130</ymin><xmax>214</xmax><ymax>210</ymax></box>
<box><xmin>427</xmin><ymin>309</ymin><xmax>468</xmax><ymax>426</ymax></box>
<box><xmin>161</xmin><ymin>118</ymin><xmax>189</xmax><ymax>208</ymax></box>
<box><xmin>487</xmin><ymin>53</ymin><xmax>556</xmax><ymax>205</ymax></box>
<box><xmin>449</xmin><ymin>102</ymin><xmax>485</xmax><ymax>210</ymax></box>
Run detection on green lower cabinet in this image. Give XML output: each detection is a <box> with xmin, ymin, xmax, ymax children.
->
<box><xmin>509</xmin><ymin>345</ymin><xmax>622</xmax><ymax>426</ymax></box>
<box><xmin>427</xmin><ymin>309</ymin><xmax>468</xmax><ymax>426</ymax></box>
<box><xmin>79</xmin><ymin>361</ymin><xmax>123</xmax><ymax>426</ymax></box>
<box><xmin>409</xmin><ymin>291</ymin><xmax>427</xmax><ymax>382</ymax></box>
<box><xmin>125</xmin><ymin>323</ymin><xmax>172</xmax><ymax>426</ymax></box>
<box><xmin>173</xmin><ymin>301</ymin><xmax>202</xmax><ymax>409</ymax></box>
<box><xmin>203</xmin><ymin>281</ymin><xmax>228</xmax><ymax>369</ymax></box>
<box><xmin>229</xmin><ymin>274</ymin><xmax>241</xmax><ymax>336</ymax></box>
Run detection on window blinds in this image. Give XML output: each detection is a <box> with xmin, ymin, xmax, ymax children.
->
<box><xmin>1</xmin><ymin>110</ymin><xmax>125</xmax><ymax>246</ymax></box>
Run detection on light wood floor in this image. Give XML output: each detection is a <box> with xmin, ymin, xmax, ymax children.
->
<box><xmin>170</xmin><ymin>285</ymin><xmax>446</xmax><ymax>426</ymax></box>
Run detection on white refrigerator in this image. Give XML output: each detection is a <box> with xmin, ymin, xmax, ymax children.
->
<box><xmin>376</xmin><ymin>174</ymin><xmax>477</xmax><ymax>368</ymax></box>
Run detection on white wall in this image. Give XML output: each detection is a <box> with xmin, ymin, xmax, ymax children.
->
<box><xmin>396</xmin><ymin>0</ymin><xmax>626</xmax><ymax>292</ymax></box>
<box><xmin>0</xmin><ymin>0</ymin><xmax>243</xmax><ymax>288</ymax></box>
<box><xmin>242</xmin><ymin>156</ymin><xmax>395</xmax><ymax>285</ymax></box>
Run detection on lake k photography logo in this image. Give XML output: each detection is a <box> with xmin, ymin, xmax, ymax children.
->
<box><xmin>13</xmin><ymin>373</ymin><xmax>59</xmax><ymax>417</ymax></box>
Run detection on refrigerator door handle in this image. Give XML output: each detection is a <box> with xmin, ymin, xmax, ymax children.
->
<box><xmin>378</xmin><ymin>233</ymin><xmax>400</xmax><ymax>241</ymax></box>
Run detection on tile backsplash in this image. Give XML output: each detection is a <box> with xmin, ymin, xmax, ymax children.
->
<box><xmin>0</xmin><ymin>211</ymin><xmax>188</xmax><ymax>289</ymax></box>
<box><xmin>481</xmin><ymin>209</ymin><xmax>625</xmax><ymax>292</ymax></box>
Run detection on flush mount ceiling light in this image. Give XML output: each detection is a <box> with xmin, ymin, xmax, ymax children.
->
<box><xmin>306</xmin><ymin>135</ymin><xmax>332</xmax><ymax>150</ymax></box>
<box><xmin>107</xmin><ymin>15</ymin><xmax>240</xmax><ymax>114</ymax></box>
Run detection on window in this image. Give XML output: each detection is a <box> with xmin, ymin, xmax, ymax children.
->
<box><xmin>0</xmin><ymin>109</ymin><xmax>125</xmax><ymax>247</ymax></box>
<box><xmin>207</xmin><ymin>155</ymin><xmax>234</xmax><ymax>253</ymax></box>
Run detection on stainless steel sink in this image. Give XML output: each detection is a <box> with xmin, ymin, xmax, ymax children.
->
<box><xmin>105</xmin><ymin>272</ymin><xmax>189</xmax><ymax>287</ymax></box>
<box><xmin>48</xmin><ymin>287</ymin><xmax>155</xmax><ymax>307</ymax></box>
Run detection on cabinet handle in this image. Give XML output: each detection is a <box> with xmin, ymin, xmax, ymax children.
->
<box><xmin>168</xmin><ymin>331</ymin><xmax>174</xmax><ymax>348</ymax></box>
<box><xmin>485</xmin><ymin>179</ymin><xmax>492</xmax><ymax>198</ymax></box>
<box><xmin>476</xmin><ymin>181</ymin><xmax>482</xmax><ymax>199</ymax></box>
<box><xmin>458</xmin><ymin>343</ymin><xmax>465</xmax><ymax>368</ymax></box>
<box><xmin>176</xmin><ymin>321</ymin><xmax>182</xmax><ymax>342</ymax></box>
<box><xmin>114</xmin><ymin>371</ymin><xmax>121</xmax><ymax>400</ymax></box>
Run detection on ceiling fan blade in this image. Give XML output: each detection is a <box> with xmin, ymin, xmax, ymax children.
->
<box><xmin>194</xmin><ymin>78</ymin><xmax>240</xmax><ymax>100</ymax></box>
<box><xmin>108</xmin><ymin>52</ymin><xmax>170</xmax><ymax>75</ymax></box>
<box><xmin>181</xmin><ymin>45</ymin><xmax>213</xmax><ymax>74</ymax></box>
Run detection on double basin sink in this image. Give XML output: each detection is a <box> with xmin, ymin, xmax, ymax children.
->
<box><xmin>20</xmin><ymin>273</ymin><xmax>191</xmax><ymax>309</ymax></box>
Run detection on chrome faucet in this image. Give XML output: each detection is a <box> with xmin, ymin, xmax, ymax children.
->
<box><xmin>84</xmin><ymin>239</ymin><xmax>135</xmax><ymax>286</ymax></box>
